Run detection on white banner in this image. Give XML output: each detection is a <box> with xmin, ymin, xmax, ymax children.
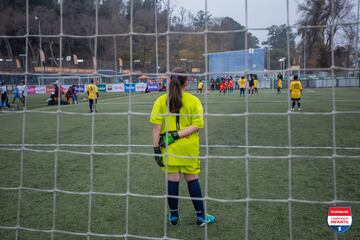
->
<box><xmin>35</xmin><ymin>85</ymin><xmax>46</xmax><ymax>94</ymax></box>
<box><xmin>136</xmin><ymin>82</ymin><xmax>147</xmax><ymax>92</ymax></box>
<box><xmin>106</xmin><ymin>83</ymin><xmax>124</xmax><ymax>92</ymax></box>
<box><xmin>62</xmin><ymin>85</ymin><xmax>71</xmax><ymax>92</ymax></box>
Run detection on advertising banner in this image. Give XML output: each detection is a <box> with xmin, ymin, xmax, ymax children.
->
<box><xmin>124</xmin><ymin>83</ymin><xmax>135</xmax><ymax>92</ymax></box>
<box><xmin>106</xmin><ymin>83</ymin><xmax>124</xmax><ymax>92</ymax></box>
<box><xmin>97</xmin><ymin>83</ymin><xmax>106</xmax><ymax>92</ymax></box>
<box><xmin>135</xmin><ymin>83</ymin><xmax>147</xmax><ymax>92</ymax></box>
<box><xmin>35</xmin><ymin>85</ymin><xmax>46</xmax><ymax>94</ymax></box>
<box><xmin>46</xmin><ymin>85</ymin><xmax>55</xmax><ymax>94</ymax></box>
<box><xmin>62</xmin><ymin>85</ymin><xmax>71</xmax><ymax>92</ymax></box>
<box><xmin>27</xmin><ymin>85</ymin><xmax>36</xmax><ymax>95</ymax></box>
<box><xmin>148</xmin><ymin>83</ymin><xmax>158</xmax><ymax>91</ymax></box>
<box><xmin>75</xmin><ymin>84</ymin><xmax>85</xmax><ymax>93</ymax></box>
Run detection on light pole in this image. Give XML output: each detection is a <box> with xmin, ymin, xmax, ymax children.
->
<box><xmin>303</xmin><ymin>29</ymin><xmax>309</xmax><ymax>80</ymax></box>
<box><xmin>180</xmin><ymin>58</ymin><xmax>187</xmax><ymax>71</ymax></box>
<box><xmin>35</xmin><ymin>16</ymin><xmax>43</xmax><ymax>85</ymax></box>
<box><xmin>249</xmin><ymin>48</ymin><xmax>254</xmax><ymax>74</ymax></box>
<box><xmin>19</xmin><ymin>53</ymin><xmax>27</xmax><ymax>71</ymax></box>
<box><xmin>279</xmin><ymin>57</ymin><xmax>286</xmax><ymax>75</ymax></box>
<box><xmin>267</xmin><ymin>46</ymin><xmax>272</xmax><ymax>71</ymax></box>
<box><xmin>261</xmin><ymin>43</ymin><xmax>272</xmax><ymax>71</ymax></box>
<box><xmin>278</xmin><ymin>57</ymin><xmax>286</xmax><ymax>88</ymax></box>
<box><xmin>279</xmin><ymin>58</ymin><xmax>284</xmax><ymax>71</ymax></box>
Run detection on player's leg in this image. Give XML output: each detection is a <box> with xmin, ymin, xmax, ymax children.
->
<box><xmin>291</xmin><ymin>98</ymin><xmax>295</xmax><ymax>110</ymax></box>
<box><xmin>89</xmin><ymin>99</ymin><xmax>93</xmax><ymax>112</ymax></box>
<box><xmin>167</xmin><ymin>171</ymin><xmax>181</xmax><ymax>225</ymax></box>
<box><xmin>1</xmin><ymin>94</ymin><xmax>4</xmax><ymax>107</ymax></box>
<box><xmin>13</xmin><ymin>96</ymin><xmax>20</xmax><ymax>104</ymax></box>
<box><xmin>5</xmin><ymin>93</ymin><xmax>9</xmax><ymax>107</ymax></box>
<box><xmin>183</xmin><ymin>172</ymin><xmax>215</xmax><ymax>226</ymax></box>
<box><xmin>94</xmin><ymin>99</ymin><xmax>98</xmax><ymax>112</ymax></box>
<box><xmin>297</xmin><ymin>98</ymin><xmax>301</xmax><ymax>110</ymax></box>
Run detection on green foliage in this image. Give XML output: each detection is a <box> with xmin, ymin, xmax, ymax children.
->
<box><xmin>0</xmin><ymin>1</ymin><xmax>260</xmax><ymax>73</ymax></box>
<box><xmin>297</xmin><ymin>0</ymin><xmax>356</xmax><ymax>68</ymax></box>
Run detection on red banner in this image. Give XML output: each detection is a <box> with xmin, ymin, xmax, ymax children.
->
<box><xmin>27</xmin><ymin>85</ymin><xmax>36</xmax><ymax>95</ymax></box>
<box><xmin>328</xmin><ymin>207</ymin><xmax>352</xmax><ymax>216</ymax></box>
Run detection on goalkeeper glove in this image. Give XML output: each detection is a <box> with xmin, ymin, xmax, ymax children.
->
<box><xmin>159</xmin><ymin>131</ymin><xmax>180</xmax><ymax>147</ymax></box>
<box><xmin>153</xmin><ymin>147</ymin><xmax>164</xmax><ymax>167</ymax></box>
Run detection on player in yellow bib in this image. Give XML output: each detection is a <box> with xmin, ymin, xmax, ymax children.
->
<box><xmin>150</xmin><ymin>68</ymin><xmax>215</xmax><ymax>227</ymax></box>
<box><xmin>289</xmin><ymin>75</ymin><xmax>303</xmax><ymax>111</ymax></box>
<box><xmin>277</xmin><ymin>74</ymin><xmax>283</xmax><ymax>94</ymax></box>
<box><xmin>238</xmin><ymin>76</ymin><xmax>246</xmax><ymax>96</ymax></box>
<box><xmin>197</xmin><ymin>80</ymin><xmax>203</xmax><ymax>94</ymax></box>
<box><xmin>253</xmin><ymin>75</ymin><xmax>258</xmax><ymax>94</ymax></box>
<box><xmin>86</xmin><ymin>79</ymin><xmax>99</xmax><ymax>113</ymax></box>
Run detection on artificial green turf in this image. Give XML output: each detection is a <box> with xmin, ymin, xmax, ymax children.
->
<box><xmin>0</xmin><ymin>88</ymin><xmax>359</xmax><ymax>239</ymax></box>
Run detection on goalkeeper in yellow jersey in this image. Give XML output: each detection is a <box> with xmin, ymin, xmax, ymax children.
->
<box><xmin>289</xmin><ymin>75</ymin><xmax>303</xmax><ymax>111</ymax></box>
<box><xmin>86</xmin><ymin>79</ymin><xmax>99</xmax><ymax>113</ymax></box>
<box><xmin>150</xmin><ymin>67</ymin><xmax>215</xmax><ymax>227</ymax></box>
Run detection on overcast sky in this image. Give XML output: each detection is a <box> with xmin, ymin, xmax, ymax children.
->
<box><xmin>173</xmin><ymin>0</ymin><xmax>301</xmax><ymax>44</ymax></box>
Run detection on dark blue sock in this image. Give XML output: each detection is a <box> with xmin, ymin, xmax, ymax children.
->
<box><xmin>187</xmin><ymin>179</ymin><xmax>205</xmax><ymax>218</ymax></box>
<box><xmin>167</xmin><ymin>181</ymin><xmax>179</xmax><ymax>217</ymax></box>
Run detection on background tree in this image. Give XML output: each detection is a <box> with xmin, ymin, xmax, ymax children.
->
<box><xmin>0</xmin><ymin>0</ymin><xmax>260</xmax><ymax>73</ymax></box>
<box><xmin>297</xmin><ymin>0</ymin><xmax>356</xmax><ymax>69</ymax></box>
<box><xmin>263</xmin><ymin>24</ymin><xmax>296</xmax><ymax>70</ymax></box>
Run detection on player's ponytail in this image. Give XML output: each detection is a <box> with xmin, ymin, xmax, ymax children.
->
<box><xmin>168</xmin><ymin>67</ymin><xmax>187</xmax><ymax>113</ymax></box>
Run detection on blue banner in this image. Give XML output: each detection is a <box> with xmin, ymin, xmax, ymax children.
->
<box><xmin>148</xmin><ymin>83</ymin><xmax>158</xmax><ymax>91</ymax></box>
<box><xmin>75</xmin><ymin>84</ymin><xmax>85</xmax><ymax>93</ymax></box>
<box><xmin>125</xmin><ymin>83</ymin><xmax>136</xmax><ymax>92</ymax></box>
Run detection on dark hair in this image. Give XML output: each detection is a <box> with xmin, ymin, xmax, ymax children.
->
<box><xmin>293</xmin><ymin>75</ymin><xmax>298</xmax><ymax>80</ymax></box>
<box><xmin>168</xmin><ymin>67</ymin><xmax>187</xmax><ymax>113</ymax></box>
<box><xmin>90</xmin><ymin>79</ymin><xmax>94</xmax><ymax>84</ymax></box>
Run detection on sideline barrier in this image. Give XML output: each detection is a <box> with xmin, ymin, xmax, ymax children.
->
<box><xmin>25</xmin><ymin>83</ymin><xmax>151</xmax><ymax>95</ymax></box>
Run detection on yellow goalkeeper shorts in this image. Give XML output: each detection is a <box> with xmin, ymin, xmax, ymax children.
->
<box><xmin>162</xmin><ymin>163</ymin><xmax>200</xmax><ymax>174</ymax></box>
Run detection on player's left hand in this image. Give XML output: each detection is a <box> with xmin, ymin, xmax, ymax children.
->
<box><xmin>153</xmin><ymin>147</ymin><xmax>164</xmax><ymax>167</ymax></box>
<box><xmin>159</xmin><ymin>131</ymin><xmax>180</xmax><ymax>147</ymax></box>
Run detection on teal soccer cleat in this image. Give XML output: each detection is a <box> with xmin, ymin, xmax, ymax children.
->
<box><xmin>196</xmin><ymin>214</ymin><xmax>216</xmax><ymax>227</ymax></box>
<box><xmin>168</xmin><ymin>215</ymin><xmax>180</xmax><ymax>226</ymax></box>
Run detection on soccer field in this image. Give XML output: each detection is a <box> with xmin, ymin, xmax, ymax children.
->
<box><xmin>0</xmin><ymin>88</ymin><xmax>359</xmax><ymax>240</ymax></box>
